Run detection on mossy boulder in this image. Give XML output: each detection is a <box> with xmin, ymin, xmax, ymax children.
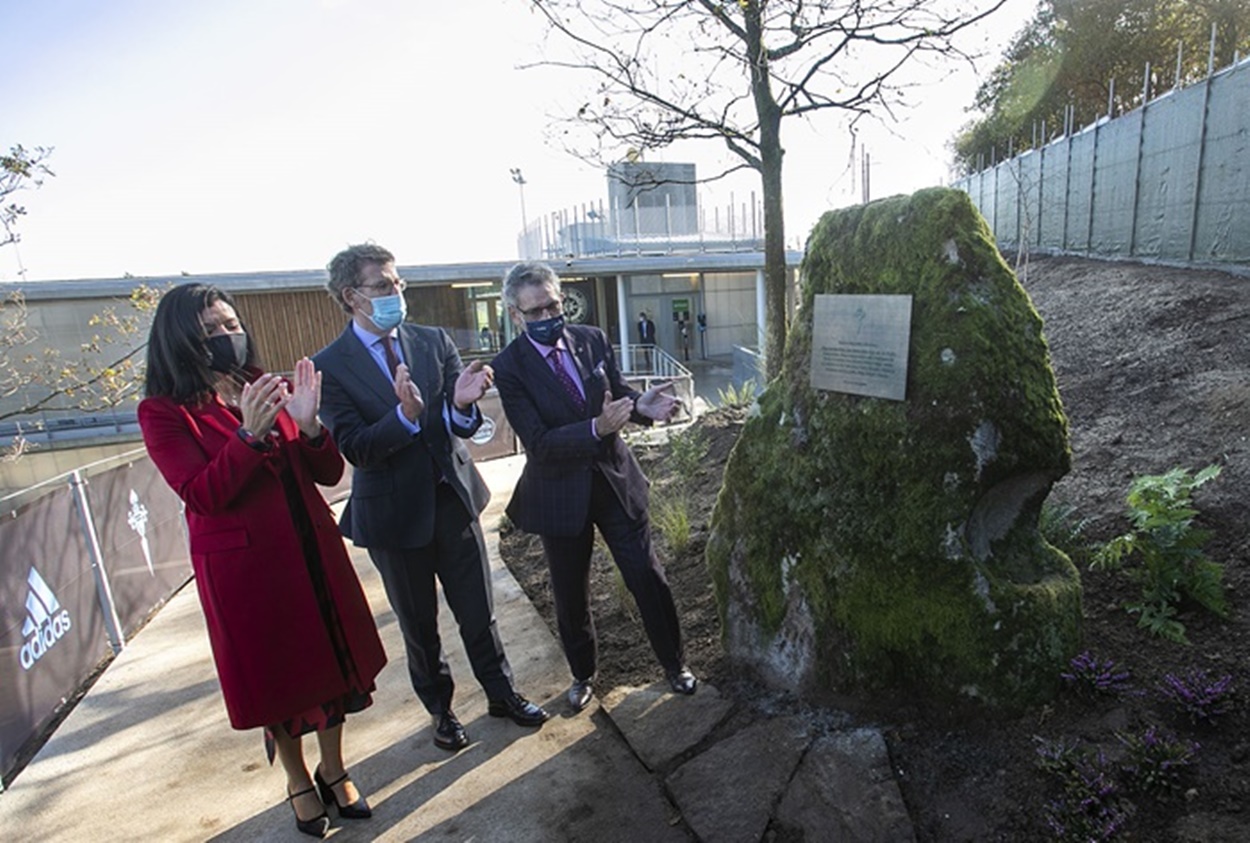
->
<box><xmin>706</xmin><ymin>187</ymin><xmax>1082</xmax><ymax>708</ymax></box>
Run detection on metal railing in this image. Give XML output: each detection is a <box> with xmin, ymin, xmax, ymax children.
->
<box><xmin>616</xmin><ymin>345</ymin><xmax>695</xmax><ymax>424</ymax></box>
<box><xmin>520</xmin><ymin>192</ymin><xmax>773</xmax><ymax>260</ymax></box>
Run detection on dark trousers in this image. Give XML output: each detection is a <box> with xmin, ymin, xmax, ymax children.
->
<box><xmin>540</xmin><ymin>471</ymin><xmax>683</xmax><ymax>681</ymax></box>
<box><xmin>368</xmin><ymin>483</ymin><xmax>514</xmax><ymax>714</ymax></box>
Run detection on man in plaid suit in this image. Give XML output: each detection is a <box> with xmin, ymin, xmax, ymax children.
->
<box><xmin>492</xmin><ymin>262</ymin><xmax>697</xmax><ymax>714</ymax></box>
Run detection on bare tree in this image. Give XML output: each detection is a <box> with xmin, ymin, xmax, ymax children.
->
<box><xmin>2</xmin><ymin>144</ymin><xmax>54</xmax><ymax>258</ymax></box>
<box><xmin>528</xmin><ymin>0</ymin><xmax>1006</xmax><ymax>380</ymax></box>
<box><xmin>2</xmin><ymin>144</ymin><xmax>159</xmax><ymax>459</ymax></box>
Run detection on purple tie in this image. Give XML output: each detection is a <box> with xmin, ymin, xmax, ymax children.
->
<box><xmin>548</xmin><ymin>348</ymin><xmax>586</xmax><ymax>414</ymax></box>
<box><xmin>379</xmin><ymin>336</ymin><xmax>400</xmax><ymax>379</ymax></box>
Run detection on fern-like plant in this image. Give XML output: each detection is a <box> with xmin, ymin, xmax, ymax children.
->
<box><xmin>1091</xmin><ymin>464</ymin><xmax>1225</xmax><ymax>643</ymax></box>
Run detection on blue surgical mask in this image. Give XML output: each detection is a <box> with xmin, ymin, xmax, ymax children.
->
<box><xmin>526</xmin><ymin>314</ymin><xmax>565</xmax><ymax>346</ymax></box>
<box><xmin>366</xmin><ymin>292</ymin><xmax>407</xmax><ymax>332</ymax></box>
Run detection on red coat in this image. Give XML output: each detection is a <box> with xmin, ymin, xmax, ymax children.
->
<box><xmin>139</xmin><ymin>392</ymin><xmax>386</xmax><ymax>730</ymax></box>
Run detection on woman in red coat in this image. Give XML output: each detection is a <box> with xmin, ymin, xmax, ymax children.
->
<box><xmin>139</xmin><ymin>283</ymin><xmax>387</xmax><ymax>838</ymax></box>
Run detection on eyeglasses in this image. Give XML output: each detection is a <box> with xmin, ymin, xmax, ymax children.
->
<box><xmin>356</xmin><ymin>277</ymin><xmax>408</xmax><ymax>294</ymax></box>
<box><xmin>518</xmin><ymin>298</ymin><xmax>563</xmax><ymax>320</ymax></box>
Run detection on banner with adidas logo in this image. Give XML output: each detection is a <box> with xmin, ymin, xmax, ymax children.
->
<box><xmin>19</xmin><ymin>568</ymin><xmax>73</xmax><ymax>670</ymax></box>
<box><xmin>0</xmin><ymin>485</ymin><xmax>109</xmax><ymax>781</ymax></box>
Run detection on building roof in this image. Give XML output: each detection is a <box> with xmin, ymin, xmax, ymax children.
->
<box><xmin>0</xmin><ymin>250</ymin><xmax>805</xmax><ymax>301</ymax></box>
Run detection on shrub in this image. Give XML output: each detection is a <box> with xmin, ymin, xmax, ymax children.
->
<box><xmin>1060</xmin><ymin>651</ymin><xmax>1133</xmax><ymax>699</ymax></box>
<box><xmin>1156</xmin><ymin>668</ymin><xmax>1236</xmax><ymax>725</ymax></box>
<box><xmin>1117</xmin><ymin>725</ymin><xmax>1198</xmax><ymax>796</ymax></box>
<box><xmin>1091</xmin><ymin>464</ymin><xmax>1225</xmax><ymax>643</ymax></box>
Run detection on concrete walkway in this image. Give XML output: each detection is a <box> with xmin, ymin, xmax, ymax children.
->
<box><xmin>2</xmin><ymin>386</ymin><xmax>917</xmax><ymax>841</ymax></box>
<box><xmin>0</xmin><ymin>455</ymin><xmax>687</xmax><ymax>842</ymax></box>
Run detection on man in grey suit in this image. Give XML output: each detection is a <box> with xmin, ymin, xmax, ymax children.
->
<box><xmin>314</xmin><ymin>244</ymin><xmax>548</xmax><ymax>753</ymax></box>
<box><xmin>492</xmin><ymin>261</ymin><xmax>695</xmax><ymax>715</ymax></box>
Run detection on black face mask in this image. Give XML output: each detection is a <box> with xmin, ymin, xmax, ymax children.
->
<box><xmin>525</xmin><ymin>314</ymin><xmax>566</xmax><ymax>346</ymax></box>
<box><xmin>205</xmin><ymin>333</ymin><xmax>249</xmax><ymax>374</ymax></box>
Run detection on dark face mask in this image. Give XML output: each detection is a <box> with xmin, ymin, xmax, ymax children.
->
<box><xmin>205</xmin><ymin>332</ymin><xmax>249</xmax><ymax>374</ymax></box>
<box><xmin>525</xmin><ymin>314</ymin><xmax>565</xmax><ymax>346</ymax></box>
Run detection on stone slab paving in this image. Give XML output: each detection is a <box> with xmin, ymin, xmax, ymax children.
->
<box><xmin>600</xmin><ymin>681</ymin><xmax>734</xmax><ymax>771</ymax></box>
<box><xmin>776</xmin><ymin>727</ymin><xmax>916</xmax><ymax>842</ymax></box>
<box><xmin>664</xmin><ymin>715</ymin><xmax>810</xmax><ymax>843</ymax></box>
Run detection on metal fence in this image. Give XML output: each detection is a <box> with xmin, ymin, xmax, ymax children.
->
<box><xmin>520</xmin><ymin>193</ymin><xmax>769</xmax><ymax>260</ymax></box>
<box><xmin>952</xmin><ymin>54</ymin><xmax>1250</xmax><ymax>269</ymax></box>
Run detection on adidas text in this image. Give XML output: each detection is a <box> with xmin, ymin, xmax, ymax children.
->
<box><xmin>20</xmin><ymin>610</ymin><xmax>73</xmax><ymax>670</ymax></box>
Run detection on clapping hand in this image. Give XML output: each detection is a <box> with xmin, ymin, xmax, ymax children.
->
<box><xmin>394</xmin><ymin>363</ymin><xmax>425</xmax><ymax>423</ymax></box>
<box><xmin>454</xmin><ymin>359</ymin><xmax>495</xmax><ymax>411</ymax></box>
<box><xmin>595</xmin><ymin>395</ymin><xmax>634</xmax><ymax>436</ymax></box>
<box><xmin>239</xmin><ymin>372</ymin><xmax>288</xmax><ymax>438</ymax></box>
<box><xmin>635</xmin><ymin>381</ymin><xmax>682</xmax><ymax>422</ymax></box>
<box><xmin>286</xmin><ymin>357</ymin><xmax>323</xmax><ymax>438</ymax></box>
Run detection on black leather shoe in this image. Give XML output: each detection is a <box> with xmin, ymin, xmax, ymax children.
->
<box><xmin>433</xmin><ymin>710</ymin><xmax>470</xmax><ymax>751</ymax></box>
<box><xmin>488</xmin><ymin>692</ymin><xmax>550</xmax><ymax>727</ymax></box>
<box><xmin>315</xmin><ymin>766</ymin><xmax>372</xmax><ymax>820</ymax></box>
<box><xmin>568</xmin><ymin>678</ymin><xmax>594</xmax><ymax>712</ymax></box>
<box><xmin>287</xmin><ymin>785</ymin><xmax>330</xmax><ymax>838</ymax></box>
<box><xmin>666</xmin><ymin>667</ymin><xmax>698</xmax><ymax>695</ymax></box>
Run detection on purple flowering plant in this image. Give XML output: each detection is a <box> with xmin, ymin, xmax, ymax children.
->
<box><xmin>1060</xmin><ymin>651</ymin><xmax>1134</xmax><ymax>699</ymax></box>
<box><xmin>1117</xmin><ymin>725</ymin><xmax>1199</xmax><ymax>795</ymax></box>
<box><xmin>1157</xmin><ymin>668</ymin><xmax>1236</xmax><ymax>724</ymax></box>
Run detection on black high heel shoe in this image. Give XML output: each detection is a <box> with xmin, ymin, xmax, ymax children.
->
<box><xmin>287</xmin><ymin>785</ymin><xmax>330</xmax><ymax>838</ymax></box>
<box><xmin>315</xmin><ymin>766</ymin><xmax>372</xmax><ymax>819</ymax></box>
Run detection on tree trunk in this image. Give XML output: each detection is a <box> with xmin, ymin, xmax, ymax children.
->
<box><xmin>759</xmin><ymin>124</ymin><xmax>786</xmax><ymax>383</ymax></box>
<box><xmin>744</xmin><ymin>3</ymin><xmax>788</xmax><ymax>383</ymax></box>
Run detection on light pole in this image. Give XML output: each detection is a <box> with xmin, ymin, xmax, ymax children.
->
<box><xmin>510</xmin><ymin>167</ymin><xmax>528</xmax><ymax>257</ymax></box>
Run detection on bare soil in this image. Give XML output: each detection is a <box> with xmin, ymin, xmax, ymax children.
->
<box><xmin>500</xmin><ymin>254</ymin><xmax>1250</xmax><ymax>841</ymax></box>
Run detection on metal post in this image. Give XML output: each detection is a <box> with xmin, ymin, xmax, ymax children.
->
<box><xmin>617</xmin><ymin>274</ymin><xmax>632</xmax><ymax>374</ymax></box>
<box><xmin>70</xmin><ymin>470</ymin><xmax>125</xmax><ymax>655</ymax></box>
<box><xmin>1186</xmin><ymin>58</ymin><xmax>1216</xmax><ymax>261</ymax></box>
<box><xmin>665</xmin><ymin>194</ymin><xmax>673</xmax><ymax>254</ymax></box>
<box><xmin>1128</xmin><ymin>66</ymin><xmax>1150</xmax><ymax>257</ymax></box>
<box><xmin>754</xmin><ymin>268</ymin><xmax>766</xmax><ymax>353</ymax></box>
<box><xmin>510</xmin><ymin>168</ymin><xmax>528</xmax><ymax>258</ymax></box>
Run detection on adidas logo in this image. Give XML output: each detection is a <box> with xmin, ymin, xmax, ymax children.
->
<box><xmin>19</xmin><ymin>567</ymin><xmax>72</xmax><ymax>671</ymax></box>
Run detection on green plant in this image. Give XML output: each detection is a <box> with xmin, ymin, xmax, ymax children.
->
<box><xmin>653</xmin><ymin>494</ymin><xmax>691</xmax><ymax>556</ymax></box>
<box><xmin>667</xmin><ymin>427</ymin><xmax>708</xmax><ymax>487</ymax></box>
<box><xmin>716</xmin><ymin>378</ymin><xmax>757</xmax><ymax>409</ymax></box>
<box><xmin>1117</xmin><ymin>725</ymin><xmax>1198</xmax><ymax>796</ymax></box>
<box><xmin>1039</xmin><ymin>500</ymin><xmax>1093</xmax><ymax>564</ymax></box>
<box><xmin>1156</xmin><ymin>668</ymin><xmax>1236</xmax><ymax>725</ymax></box>
<box><xmin>1091</xmin><ymin>464</ymin><xmax>1225</xmax><ymax>643</ymax></box>
<box><xmin>1060</xmin><ymin>651</ymin><xmax>1133</xmax><ymax>699</ymax></box>
<box><xmin>1035</xmin><ymin>737</ymin><xmax>1130</xmax><ymax>841</ymax></box>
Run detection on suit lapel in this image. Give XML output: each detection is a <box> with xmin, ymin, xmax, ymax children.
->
<box><xmin>195</xmin><ymin>397</ymin><xmax>241</xmax><ymax>442</ymax></box>
<box><xmin>334</xmin><ymin>326</ymin><xmax>397</xmax><ymax>406</ymax></box>
<box><xmin>565</xmin><ymin>331</ymin><xmax>592</xmax><ymax>385</ymax></box>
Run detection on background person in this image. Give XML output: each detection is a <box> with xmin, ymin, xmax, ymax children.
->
<box><xmin>313</xmin><ymin>244</ymin><xmax>548</xmax><ymax>755</ymax></box>
<box><xmin>637</xmin><ymin>311</ymin><xmax>656</xmax><ymax>370</ymax></box>
<box><xmin>139</xmin><ymin>283</ymin><xmax>385</xmax><ymax>839</ymax></box>
<box><xmin>492</xmin><ymin>262</ymin><xmax>695</xmax><ymax>714</ymax></box>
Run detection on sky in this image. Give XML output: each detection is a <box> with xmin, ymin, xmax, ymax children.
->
<box><xmin>4</xmin><ymin>0</ymin><xmax>1035</xmax><ymax>282</ymax></box>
